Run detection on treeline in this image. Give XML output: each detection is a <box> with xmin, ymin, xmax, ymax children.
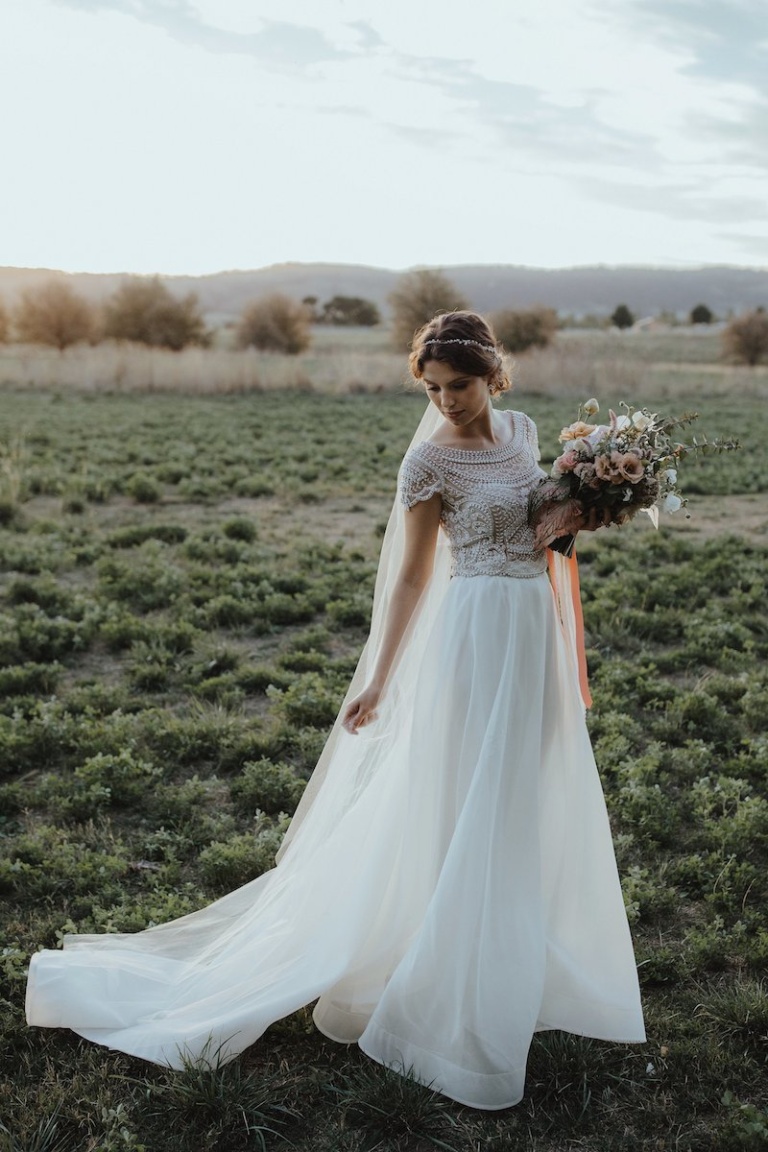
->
<box><xmin>0</xmin><ymin>271</ymin><xmax>766</xmax><ymax>365</ymax></box>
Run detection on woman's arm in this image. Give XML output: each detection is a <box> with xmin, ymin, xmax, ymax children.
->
<box><xmin>342</xmin><ymin>492</ymin><xmax>442</xmax><ymax>734</ymax></box>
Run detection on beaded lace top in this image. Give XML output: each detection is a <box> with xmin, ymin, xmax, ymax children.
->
<box><xmin>398</xmin><ymin>410</ymin><xmax>548</xmax><ymax>579</ymax></box>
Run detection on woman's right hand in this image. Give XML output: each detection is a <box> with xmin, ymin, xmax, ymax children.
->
<box><xmin>342</xmin><ymin>685</ymin><xmax>382</xmax><ymax>735</ymax></box>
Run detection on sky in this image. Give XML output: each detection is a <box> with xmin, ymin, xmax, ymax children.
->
<box><xmin>1</xmin><ymin>0</ymin><xmax>766</xmax><ymax>275</ymax></box>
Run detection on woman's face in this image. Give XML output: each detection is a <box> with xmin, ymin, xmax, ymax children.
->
<box><xmin>422</xmin><ymin>358</ymin><xmax>491</xmax><ymax>427</ymax></box>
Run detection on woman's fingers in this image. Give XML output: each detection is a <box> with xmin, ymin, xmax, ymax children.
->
<box><xmin>342</xmin><ymin>700</ymin><xmax>377</xmax><ymax>735</ymax></box>
<box><xmin>342</xmin><ymin>704</ymin><xmax>360</xmax><ymax>734</ymax></box>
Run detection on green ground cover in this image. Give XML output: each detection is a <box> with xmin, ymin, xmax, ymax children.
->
<box><xmin>0</xmin><ymin>385</ymin><xmax>767</xmax><ymax>1151</ymax></box>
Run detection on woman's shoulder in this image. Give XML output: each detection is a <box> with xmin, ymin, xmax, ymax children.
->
<box><xmin>398</xmin><ymin>443</ymin><xmax>444</xmax><ymax>509</ymax></box>
<box><xmin>511</xmin><ymin>410</ymin><xmax>540</xmax><ymax>457</ymax></box>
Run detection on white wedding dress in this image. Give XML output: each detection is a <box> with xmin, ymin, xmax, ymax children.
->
<box><xmin>26</xmin><ymin>408</ymin><xmax>645</xmax><ymax>1110</ymax></box>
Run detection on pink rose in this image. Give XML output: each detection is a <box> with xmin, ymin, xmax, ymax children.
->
<box><xmin>559</xmin><ymin>449</ymin><xmax>580</xmax><ymax>472</ymax></box>
<box><xmin>594</xmin><ymin>454</ymin><xmax>624</xmax><ymax>483</ymax></box>
<box><xmin>615</xmin><ymin>451</ymin><xmax>645</xmax><ymax>483</ymax></box>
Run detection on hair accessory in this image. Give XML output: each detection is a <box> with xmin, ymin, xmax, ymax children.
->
<box><xmin>423</xmin><ymin>338</ymin><xmax>497</xmax><ymax>354</ymax></box>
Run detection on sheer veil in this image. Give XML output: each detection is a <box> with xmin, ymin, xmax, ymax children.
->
<box><xmin>276</xmin><ymin>400</ymin><xmax>447</xmax><ymax>860</ymax></box>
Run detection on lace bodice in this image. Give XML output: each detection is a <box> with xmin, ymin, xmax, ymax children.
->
<box><xmin>398</xmin><ymin>410</ymin><xmax>548</xmax><ymax>579</ymax></box>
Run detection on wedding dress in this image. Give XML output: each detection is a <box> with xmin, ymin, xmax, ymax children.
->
<box><xmin>25</xmin><ymin>405</ymin><xmax>645</xmax><ymax>1111</ymax></box>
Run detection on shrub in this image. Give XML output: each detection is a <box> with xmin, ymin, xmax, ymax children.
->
<box><xmin>198</xmin><ymin>819</ymin><xmax>288</xmax><ymax>892</ymax></box>
<box><xmin>222</xmin><ymin>516</ymin><xmax>257</xmax><ymax>542</ymax></box>
<box><xmin>126</xmin><ymin>472</ymin><xmax>162</xmax><ymax>503</ymax></box>
<box><xmin>0</xmin><ymin>661</ymin><xmax>63</xmax><ymax>698</ymax></box>
<box><xmin>72</xmin><ymin>749</ymin><xmax>161</xmax><ymax>807</ymax></box>
<box><xmin>690</xmin><ymin>303</ymin><xmax>714</xmax><ymax>324</ymax></box>
<box><xmin>611</xmin><ymin>303</ymin><xmax>635</xmax><ymax>329</ymax></box>
<box><xmin>14</xmin><ymin>279</ymin><xmax>95</xmax><ymax>348</ymax></box>
<box><xmin>388</xmin><ymin>269</ymin><xmax>470</xmax><ymax>350</ymax></box>
<box><xmin>722</xmin><ymin>307</ymin><xmax>768</xmax><ymax>366</ymax></box>
<box><xmin>236</xmin><ymin>294</ymin><xmax>311</xmax><ymax>354</ymax></box>
<box><xmin>230</xmin><ymin>758</ymin><xmax>306</xmax><ymax>816</ymax></box>
<box><xmin>104</xmin><ymin>276</ymin><xmax>208</xmax><ymax>350</ymax></box>
<box><xmin>491</xmin><ymin>306</ymin><xmax>558</xmax><ymax>354</ymax></box>
<box><xmin>319</xmin><ymin>295</ymin><xmax>381</xmax><ymax>326</ymax></box>
<box><xmin>107</xmin><ymin>522</ymin><xmax>187</xmax><ymax>548</ymax></box>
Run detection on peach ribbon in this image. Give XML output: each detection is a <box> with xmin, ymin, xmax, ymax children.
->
<box><xmin>547</xmin><ymin>547</ymin><xmax>592</xmax><ymax>710</ymax></box>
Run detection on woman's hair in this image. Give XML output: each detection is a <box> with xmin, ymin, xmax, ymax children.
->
<box><xmin>408</xmin><ymin>311</ymin><xmax>512</xmax><ymax>396</ymax></box>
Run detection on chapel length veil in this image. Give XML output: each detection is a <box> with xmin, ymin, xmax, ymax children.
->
<box><xmin>25</xmin><ymin>401</ymin><xmax>450</xmax><ymax>1060</ymax></box>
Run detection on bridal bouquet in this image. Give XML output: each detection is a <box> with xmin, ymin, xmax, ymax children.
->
<box><xmin>529</xmin><ymin>398</ymin><xmax>739</xmax><ymax>556</ymax></box>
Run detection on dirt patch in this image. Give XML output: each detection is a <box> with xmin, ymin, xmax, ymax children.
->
<box><xmin>666</xmin><ymin>493</ymin><xmax>768</xmax><ymax>542</ymax></box>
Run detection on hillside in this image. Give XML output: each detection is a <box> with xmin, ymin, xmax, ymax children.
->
<box><xmin>0</xmin><ymin>262</ymin><xmax>765</xmax><ymax>323</ymax></box>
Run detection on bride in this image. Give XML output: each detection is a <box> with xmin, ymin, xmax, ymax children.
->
<box><xmin>26</xmin><ymin>310</ymin><xmax>645</xmax><ymax>1111</ymax></box>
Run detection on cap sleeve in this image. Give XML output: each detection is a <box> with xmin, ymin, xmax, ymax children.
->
<box><xmin>398</xmin><ymin>447</ymin><xmax>443</xmax><ymax>510</ymax></box>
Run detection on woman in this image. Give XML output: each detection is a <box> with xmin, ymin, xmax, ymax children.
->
<box><xmin>26</xmin><ymin>311</ymin><xmax>645</xmax><ymax>1111</ymax></box>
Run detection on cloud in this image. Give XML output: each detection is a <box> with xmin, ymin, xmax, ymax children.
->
<box><xmin>346</xmin><ymin>20</ymin><xmax>384</xmax><ymax>51</ymax></box>
<box><xmin>579</xmin><ymin>175</ymin><xmax>767</xmax><ymax>224</ymax></box>
<box><xmin>384</xmin><ymin>122</ymin><xmax>462</xmax><ymax>147</ymax></box>
<box><xmin>406</xmin><ymin>60</ymin><xmax>661</xmax><ymax>168</ymax></box>
<box><xmin>626</xmin><ymin>0</ymin><xmax>768</xmax><ymax>88</ymax></box>
<box><xmin>686</xmin><ymin>100</ymin><xmax>768</xmax><ymax>171</ymax></box>
<box><xmin>55</xmin><ymin>0</ymin><xmax>352</xmax><ymax>65</ymax></box>
<box><xmin>717</xmin><ymin>232</ymin><xmax>768</xmax><ymax>260</ymax></box>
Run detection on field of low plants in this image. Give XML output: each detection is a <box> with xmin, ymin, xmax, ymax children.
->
<box><xmin>1</xmin><ymin>356</ymin><xmax>767</xmax><ymax>1150</ymax></box>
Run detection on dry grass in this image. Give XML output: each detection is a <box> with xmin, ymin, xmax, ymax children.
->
<box><xmin>514</xmin><ymin>335</ymin><xmax>768</xmax><ymax>400</ymax></box>
<box><xmin>0</xmin><ymin>339</ymin><xmax>406</xmax><ymax>396</ymax></box>
<box><xmin>2</xmin><ymin>327</ymin><xmax>767</xmax><ymax>399</ymax></box>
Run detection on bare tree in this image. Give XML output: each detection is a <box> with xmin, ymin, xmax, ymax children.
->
<box><xmin>14</xmin><ymin>280</ymin><xmax>95</xmax><ymax>349</ymax></box>
<box><xmin>491</xmin><ymin>306</ymin><xmax>558</xmax><ymax>354</ymax></box>
<box><xmin>722</xmin><ymin>307</ymin><xmax>768</xmax><ymax>366</ymax></box>
<box><xmin>389</xmin><ymin>270</ymin><xmax>470</xmax><ymax>350</ymax></box>
<box><xmin>236</xmin><ymin>294</ymin><xmax>311</xmax><ymax>354</ymax></box>
<box><xmin>104</xmin><ymin>277</ymin><xmax>208</xmax><ymax>350</ymax></box>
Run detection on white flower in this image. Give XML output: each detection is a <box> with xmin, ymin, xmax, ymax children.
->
<box><xmin>615</xmin><ymin>414</ymin><xmax>631</xmax><ymax>431</ymax></box>
<box><xmin>663</xmin><ymin>492</ymin><xmax>682</xmax><ymax>513</ymax></box>
<box><xmin>632</xmin><ymin>411</ymin><xmax>651</xmax><ymax>431</ymax></box>
<box><xmin>662</xmin><ymin>467</ymin><xmax>677</xmax><ymax>484</ymax></box>
<box><xmin>583</xmin><ymin>397</ymin><xmax>599</xmax><ymax>416</ymax></box>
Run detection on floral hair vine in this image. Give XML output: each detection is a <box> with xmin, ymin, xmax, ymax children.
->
<box><xmin>423</xmin><ymin>338</ymin><xmax>498</xmax><ymax>354</ymax></box>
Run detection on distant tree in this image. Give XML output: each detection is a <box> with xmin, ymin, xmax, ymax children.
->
<box><xmin>14</xmin><ymin>280</ymin><xmax>95</xmax><ymax>349</ymax></box>
<box><xmin>490</xmin><ymin>306</ymin><xmax>558</xmax><ymax>354</ymax></box>
<box><xmin>722</xmin><ymin>307</ymin><xmax>768</xmax><ymax>366</ymax></box>
<box><xmin>237</xmin><ymin>294</ymin><xmax>311</xmax><ymax>355</ymax></box>
<box><xmin>302</xmin><ymin>296</ymin><xmax>320</xmax><ymax>323</ymax></box>
<box><xmin>104</xmin><ymin>277</ymin><xmax>208</xmax><ymax>350</ymax></box>
<box><xmin>611</xmin><ymin>304</ymin><xmax>635</xmax><ymax>330</ymax></box>
<box><xmin>690</xmin><ymin>303</ymin><xmax>714</xmax><ymax>325</ymax></box>
<box><xmin>320</xmin><ymin>295</ymin><xmax>380</xmax><ymax>327</ymax></box>
<box><xmin>389</xmin><ymin>270</ymin><xmax>470</xmax><ymax>350</ymax></box>
<box><xmin>0</xmin><ymin>298</ymin><xmax>8</xmax><ymax>343</ymax></box>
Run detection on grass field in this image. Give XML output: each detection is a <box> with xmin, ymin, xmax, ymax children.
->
<box><xmin>1</xmin><ymin>340</ymin><xmax>767</xmax><ymax>1150</ymax></box>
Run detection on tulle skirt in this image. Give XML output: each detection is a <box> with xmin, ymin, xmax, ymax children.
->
<box><xmin>26</xmin><ymin>572</ymin><xmax>645</xmax><ymax>1110</ymax></box>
